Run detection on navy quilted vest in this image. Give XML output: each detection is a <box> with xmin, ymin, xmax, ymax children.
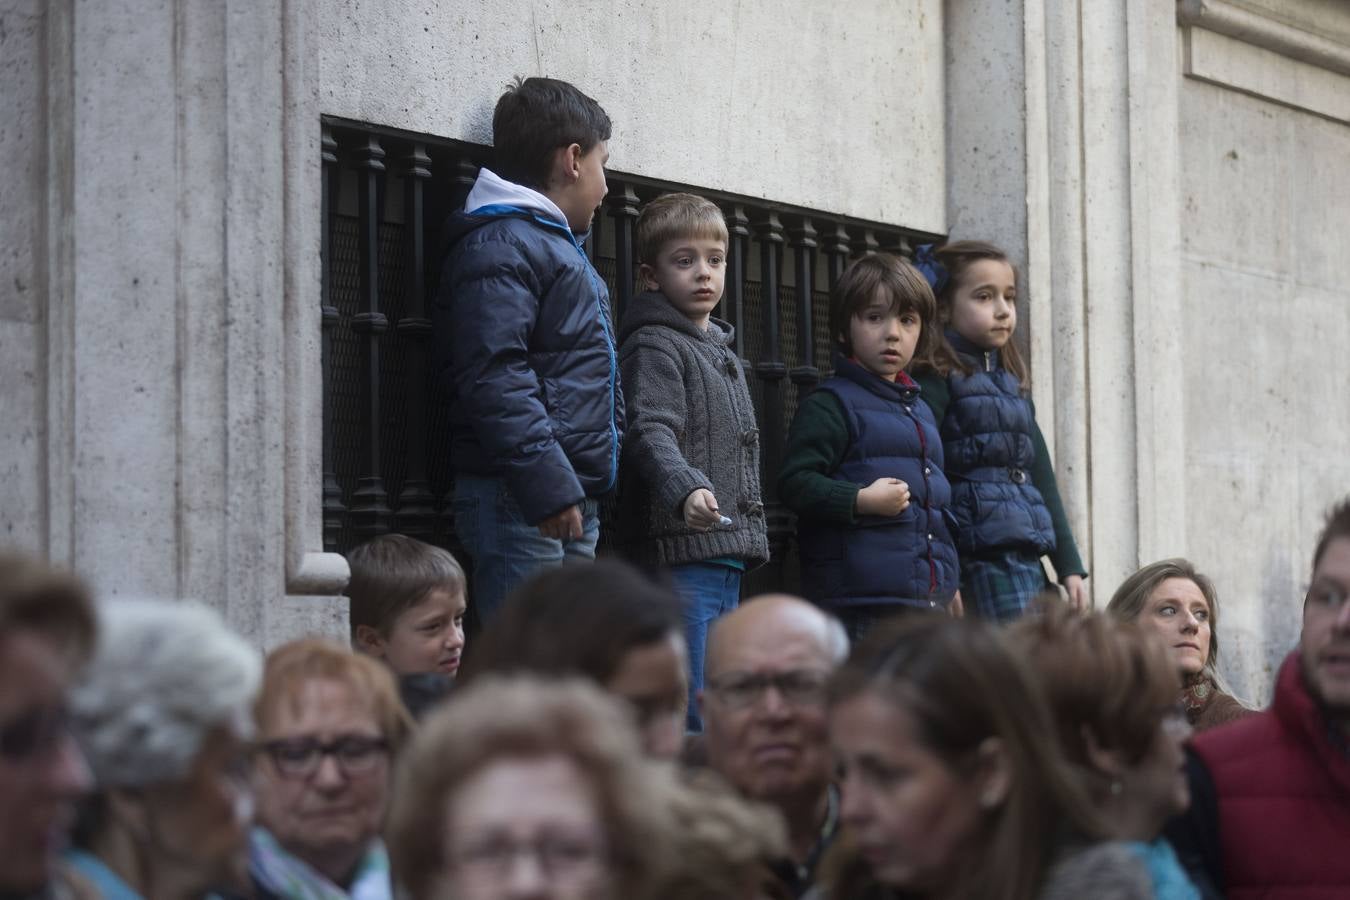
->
<box><xmin>797</xmin><ymin>356</ymin><xmax>959</xmax><ymax>609</ymax></box>
<box><xmin>941</xmin><ymin>331</ymin><xmax>1055</xmax><ymax>556</ymax></box>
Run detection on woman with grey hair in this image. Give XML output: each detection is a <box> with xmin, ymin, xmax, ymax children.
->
<box><xmin>63</xmin><ymin>598</ymin><xmax>261</xmax><ymax>898</ymax></box>
<box><xmin>1107</xmin><ymin>558</ymin><xmax>1250</xmax><ymax>731</ymax></box>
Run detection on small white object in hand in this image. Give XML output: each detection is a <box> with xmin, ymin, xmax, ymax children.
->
<box><xmin>718</xmin><ymin>515</ymin><xmax>733</xmax><ymax>526</ymax></box>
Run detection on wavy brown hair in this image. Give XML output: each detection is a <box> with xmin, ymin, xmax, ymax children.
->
<box><xmin>933</xmin><ymin>241</ymin><xmax>1030</xmax><ymax>387</ymax></box>
<box><xmin>821</xmin><ymin>616</ymin><xmax>1104</xmax><ymax>900</ymax></box>
<box><xmin>1009</xmin><ymin>604</ymin><xmax>1179</xmax><ymax>780</ymax></box>
<box><xmin>828</xmin><ymin>253</ymin><xmax>960</xmax><ymax>377</ymax></box>
<box><xmin>387</xmin><ymin>676</ymin><xmax>674</xmax><ymax>900</ymax></box>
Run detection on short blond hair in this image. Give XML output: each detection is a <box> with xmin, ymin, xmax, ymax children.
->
<box><xmin>256</xmin><ymin>638</ymin><xmax>413</xmax><ymax>750</ymax></box>
<box><xmin>387</xmin><ymin>677</ymin><xmax>674</xmax><ymax>900</ymax></box>
<box><xmin>636</xmin><ymin>193</ymin><xmax>728</xmax><ymax>265</ymax></box>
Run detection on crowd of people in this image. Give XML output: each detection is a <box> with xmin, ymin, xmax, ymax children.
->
<box><xmin>4</xmin><ymin>500</ymin><xmax>1349</xmax><ymax>898</ymax></box>
<box><xmin>3</xmin><ymin>75</ymin><xmax>1347</xmax><ymax>899</ymax></box>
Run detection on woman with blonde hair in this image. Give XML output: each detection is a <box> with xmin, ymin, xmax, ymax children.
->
<box><xmin>1107</xmin><ymin>558</ymin><xmax>1249</xmax><ymax>730</ymax></box>
<box><xmin>387</xmin><ymin>677</ymin><xmax>674</xmax><ymax>900</ymax></box>
<box><xmin>1010</xmin><ymin>604</ymin><xmax>1200</xmax><ymax>899</ymax></box>
<box><xmin>820</xmin><ymin>616</ymin><xmax>1150</xmax><ymax>900</ymax></box>
<box><xmin>248</xmin><ymin>638</ymin><xmax>413</xmax><ymax>899</ymax></box>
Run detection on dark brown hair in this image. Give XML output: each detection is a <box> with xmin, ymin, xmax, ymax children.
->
<box><xmin>828</xmin><ymin>253</ymin><xmax>959</xmax><ymax>377</ymax></box>
<box><xmin>491</xmin><ymin>76</ymin><xmax>611</xmax><ymax>190</ymax></box>
<box><xmin>636</xmin><ymin>193</ymin><xmax>728</xmax><ymax>266</ymax></box>
<box><xmin>345</xmin><ymin>534</ymin><xmax>465</xmax><ymax>638</ymax></box>
<box><xmin>0</xmin><ymin>551</ymin><xmax>95</xmax><ymax>661</ymax></box>
<box><xmin>1312</xmin><ymin>497</ymin><xmax>1350</xmax><ymax>574</ymax></box>
<box><xmin>934</xmin><ymin>241</ymin><xmax>1030</xmax><ymax>386</ymax></box>
<box><xmin>822</xmin><ymin>616</ymin><xmax>1103</xmax><ymax>900</ymax></box>
<box><xmin>1009</xmin><ymin>604</ymin><xmax>1179</xmax><ymax>774</ymax></box>
<box><xmin>458</xmin><ymin>559</ymin><xmax>683</xmax><ymax>687</ymax></box>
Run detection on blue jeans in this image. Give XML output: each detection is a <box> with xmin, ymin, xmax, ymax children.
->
<box><xmin>669</xmin><ymin>562</ymin><xmax>742</xmax><ymax>733</ymax></box>
<box><xmin>451</xmin><ymin>473</ymin><xmax>600</xmax><ymax>626</ymax></box>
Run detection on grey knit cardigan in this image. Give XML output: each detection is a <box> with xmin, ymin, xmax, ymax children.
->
<box><xmin>616</xmin><ymin>291</ymin><xmax>769</xmax><ymax>569</ymax></box>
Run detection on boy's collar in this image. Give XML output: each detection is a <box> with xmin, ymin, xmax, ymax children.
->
<box><xmin>465</xmin><ymin>168</ymin><xmax>570</xmax><ymax>229</ymax></box>
<box><xmin>845</xmin><ymin>355</ymin><xmax>916</xmax><ymax>387</ymax></box>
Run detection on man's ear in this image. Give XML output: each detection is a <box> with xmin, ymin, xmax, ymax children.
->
<box><xmin>354</xmin><ymin>624</ymin><xmax>386</xmax><ymax>658</ymax></box>
<box><xmin>972</xmin><ymin>736</ymin><xmax>1013</xmax><ymax>809</ymax></box>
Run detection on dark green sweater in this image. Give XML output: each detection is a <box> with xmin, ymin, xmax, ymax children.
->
<box><xmin>913</xmin><ymin>372</ymin><xmax>1087</xmax><ymax>580</ymax></box>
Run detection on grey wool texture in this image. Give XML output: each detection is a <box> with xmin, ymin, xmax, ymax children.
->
<box><xmin>617</xmin><ymin>291</ymin><xmax>769</xmax><ymax>569</ymax></box>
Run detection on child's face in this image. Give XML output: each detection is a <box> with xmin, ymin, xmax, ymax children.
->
<box><xmin>846</xmin><ymin>290</ymin><xmax>922</xmax><ymax>379</ymax></box>
<box><xmin>639</xmin><ymin>237</ymin><xmax>727</xmax><ymax>328</ymax></box>
<box><xmin>374</xmin><ymin>587</ymin><xmax>467</xmax><ymax>678</ymax></box>
<box><xmin>947</xmin><ymin>259</ymin><xmax>1017</xmax><ymax>351</ymax></box>
<box><xmin>553</xmin><ymin>140</ymin><xmax>610</xmax><ymax>234</ymax></box>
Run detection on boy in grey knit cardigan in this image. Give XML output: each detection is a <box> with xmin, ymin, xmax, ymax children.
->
<box><xmin>618</xmin><ymin>193</ymin><xmax>769</xmax><ymax>731</ymax></box>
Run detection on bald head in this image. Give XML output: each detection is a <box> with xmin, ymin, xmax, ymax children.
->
<box><xmin>706</xmin><ymin>594</ymin><xmax>847</xmax><ymax>682</ymax></box>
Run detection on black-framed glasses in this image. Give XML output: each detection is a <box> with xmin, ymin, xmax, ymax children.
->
<box><xmin>260</xmin><ymin>735</ymin><xmax>389</xmax><ymax>778</ymax></box>
<box><xmin>453</xmin><ymin>829</ymin><xmax>610</xmax><ymax>880</ymax></box>
<box><xmin>0</xmin><ymin>704</ymin><xmax>71</xmax><ymax>763</ymax></box>
<box><xmin>707</xmin><ymin>669</ymin><xmax>830</xmax><ymax>710</ymax></box>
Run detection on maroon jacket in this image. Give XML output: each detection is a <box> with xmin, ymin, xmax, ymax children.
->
<box><xmin>1190</xmin><ymin>652</ymin><xmax>1350</xmax><ymax>899</ymax></box>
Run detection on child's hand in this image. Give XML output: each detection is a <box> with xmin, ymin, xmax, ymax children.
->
<box><xmin>1063</xmin><ymin>574</ymin><xmax>1088</xmax><ymax>611</ymax></box>
<box><xmin>949</xmin><ymin>590</ymin><xmax>965</xmax><ymax>618</ymax></box>
<box><xmin>539</xmin><ymin>504</ymin><xmax>584</xmax><ymax>541</ymax></box>
<box><xmin>683</xmin><ymin>489</ymin><xmax>722</xmax><ymax>530</ymax></box>
<box><xmin>856</xmin><ymin>478</ymin><xmax>911</xmax><ymax>517</ymax></box>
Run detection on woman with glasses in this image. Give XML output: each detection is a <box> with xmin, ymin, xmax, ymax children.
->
<box><xmin>1010</xmin><ymin>604</ymin><xmax>1200</xmax><ymax>899</ymax></box>
<box><xmin>1107</xmin><ymin>558</ymin><xmax>1250</xmax><ymax>731</ymax></box>
<box><xmin>249</xmin><ymin>638</ymin><xmax>412</xmax><ymax>900</ymax></box>
<box><xmin>387</xmin><ymin>676</ymin><xmax>673</xmax><ymax>900</ymax></box>
<box><xmin>65</xmin><ymin>598</ymin><xmax>260</xmax><ymax>899</ymax></box>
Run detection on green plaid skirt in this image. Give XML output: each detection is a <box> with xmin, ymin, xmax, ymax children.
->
<box><xmin>961</xmin><ymin>551</ymin><xmax>1050</xmax><ymax>623</ymax></box>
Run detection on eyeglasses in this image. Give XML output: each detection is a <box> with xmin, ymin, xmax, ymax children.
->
<box><xmin>707</xmin><ymin>669</ymin><xmax>830</xmax><ymax>710</ymax></box>
<box><xmin>453</xmin><ymin>830</ymin><xmax>609</xmax><ymax>880</ymax></box>
<box><xmin>260</xmin><ymin>735</ymin><xmax>389</xmax><ymax>778</ymax></box>
<box><xmin>0</xmin><ymin>704</ymin><xmax>70</xmax><ymax>764</ymax></box>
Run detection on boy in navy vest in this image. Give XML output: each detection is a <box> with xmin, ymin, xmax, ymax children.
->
<box><xmin>433</xmin><ymin>78</ymin><xmax>623</xmax><ymax>624</ymax></box>
<box><xmin>779</xmin><ymin>254</ymin><xmax>960</xmax><ymax>640</ymax></box>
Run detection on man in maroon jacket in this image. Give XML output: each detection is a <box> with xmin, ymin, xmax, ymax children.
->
<box><xmin>1169</xmin><ymin>497</ymin><xmax>1350</xmax><ymax>899</ymax></box>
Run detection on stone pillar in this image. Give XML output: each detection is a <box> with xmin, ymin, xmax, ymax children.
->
<box><xmin>10</xmin><ymin>0</ymin><xmax>347</xmax><ymax>647</ymax></box>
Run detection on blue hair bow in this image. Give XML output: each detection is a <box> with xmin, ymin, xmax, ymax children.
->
<box><xmin>913</xmin><ymin>243</ymin><xmax>948</xmax><ymax>295</ymax></box>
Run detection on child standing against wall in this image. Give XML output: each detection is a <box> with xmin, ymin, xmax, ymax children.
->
<box><xmin>912</xmin><ymin>241</ymin><xmax>1087</xmax><ymax>621</ymax></box>
<box><xmin>433</xmin><ymin>77</ymin><xmax>622</xmax><ymax>625</ymax></box>
<box><xmin>618</xmin><ymin>193</ymin><xmax>768</xmax><ymax>731</ymax></box>
<box><xmin>779</xmin><ymin>254</ymin><xmax>960</xmax><ymax>641</ymax></box>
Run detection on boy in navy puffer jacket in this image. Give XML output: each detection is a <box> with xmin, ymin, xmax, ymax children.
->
<box><xmin>779</xmin><ymin>254</ymin><xmax>961</xmax><ymax>641</ymax></box>
<box><xmin>433</xmin><ymin>78</ymin><xmax>623</xmax><ymax>624</ymax></box>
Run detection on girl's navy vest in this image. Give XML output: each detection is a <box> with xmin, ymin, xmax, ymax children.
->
<box><xmin>797</xmin><ymin>356</ymin><xmax>960</xmax><ymax>609</ymax></box>
<box><xmin>941</xmin><ymin>330</ymin><xmax>1056</xmax><ymax>557</ymax></box>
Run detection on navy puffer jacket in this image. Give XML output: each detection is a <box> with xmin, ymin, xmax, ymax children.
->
<box><xmin>941</xmin><ymin>330</ymin><xmax>1055</xmax><ymax>556</ymax></box>
<box><xmin>432</xmin><ymin>169</ymin><xmax>622</xmax><ymax>525</ymax></box>
<box><xmin>797</xmin><ymin>356</ymin><xmax>959</xmax><ymax>609</ymax></box>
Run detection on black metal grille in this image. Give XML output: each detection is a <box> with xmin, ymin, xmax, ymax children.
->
<box><xmin>321</xmin><ymin>116</ymin><xmax>943</xmax><ymax>597</ymax></box>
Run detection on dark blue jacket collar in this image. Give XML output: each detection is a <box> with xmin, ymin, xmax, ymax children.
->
<box><xmin>944</xmin><ymin>328</ymin><xmax>1002</xmax><ymax>372</ymax></box>
<box><xmin>831</xmin><ymin>353</ymin><xmax>919</xmax><ymax>403</ymax></box>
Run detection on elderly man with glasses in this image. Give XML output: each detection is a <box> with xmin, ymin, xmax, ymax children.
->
<box><xmin>698</xmin><ymin>594</ymin><xmax>849</xmax><ymax>898</ymax></box>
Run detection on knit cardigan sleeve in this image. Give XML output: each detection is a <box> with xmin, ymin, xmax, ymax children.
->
<box><xmin>778</xmin><ymin>389</ymin><xmax>859</xmax><ymax>525</ymax></box>
<box><xmin>1027</xmin><ymin>402</ymin><xmax>1088</xmax><ymax>580</ymax></box>
<box><xmin>619</xmin><ymin>337</ymin><xmax>713</xmax><ymax>516</ymax></box>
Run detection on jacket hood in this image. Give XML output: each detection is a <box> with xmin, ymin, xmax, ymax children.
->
<box><xmin>440</xmin><ymin>167</ymin><xmax>574</xmax><ymax>249</ymax></box>
<box><xmin>619</xmin><ymin>290</ymin><xmax>735</xmax><ymax>346</ymax></box>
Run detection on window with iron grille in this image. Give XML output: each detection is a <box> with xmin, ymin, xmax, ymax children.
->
<box><xmin>320</xmin><ymin>117</ymin><xmax>943</xmax><ymax>598</ymax></box>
